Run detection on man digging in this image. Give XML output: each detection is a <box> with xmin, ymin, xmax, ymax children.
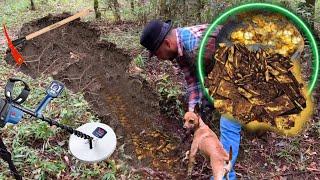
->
<box><xmin>140</xmin><ymin>20</ymin><xmax>242</xmax><ymax>179</ymax></box>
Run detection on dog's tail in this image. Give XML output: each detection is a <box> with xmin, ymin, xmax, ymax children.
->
<box><xmin>229</xmin><ymin>146</ymin><xmax>232</xmax><ymax>161</ymax></box>
<box><xmin>225</xmin><ymin>146</ymin><xmax>233</xmax><ymax>180</ymax></box>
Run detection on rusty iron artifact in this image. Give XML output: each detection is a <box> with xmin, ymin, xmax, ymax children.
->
<box><xmin>207</xmin><ymin>43</ymin><xmax>306</xmax><ymax>129</ymax></box>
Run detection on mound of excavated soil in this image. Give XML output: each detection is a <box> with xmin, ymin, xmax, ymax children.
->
<box><xmin>5</xmin><ymin>13</ymin><xmax>213</xmax><ymax>179</ymax></box>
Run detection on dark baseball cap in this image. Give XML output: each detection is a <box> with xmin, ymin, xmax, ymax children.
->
<box><xmin>140</xmin><ymin>19</ymin><xmax>173</xmax><ymax>56</ymax></box>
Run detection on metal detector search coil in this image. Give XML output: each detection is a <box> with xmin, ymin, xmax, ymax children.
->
<box><xmin>69</xmin><ymin>122</ymin><xmax>117</xmax><ymax>163</ymax></box>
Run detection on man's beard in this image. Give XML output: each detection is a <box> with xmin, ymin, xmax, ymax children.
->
<box><xmin>167</xmin><ymin>50</ymin><xmax>178</xmax><ymax>61</ymax></box>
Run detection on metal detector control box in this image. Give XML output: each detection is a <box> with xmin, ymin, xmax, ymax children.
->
<box><xmin>47</xmin><ymin>81</ymin><xmax>64</xmax><ymax>98</ymax></box>
<box><xmin>35</xmin><ymin>81</ymin><xmax>64</xmax><ymax>117</ymax></box>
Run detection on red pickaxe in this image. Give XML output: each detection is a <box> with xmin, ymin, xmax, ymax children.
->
<box><xmin>3</xmin><ymin>8</ymin><xmax>91</xmax><ymax>65</ymax></box>
<box><xmin>3</xmin><ymin>24</ymin><xmax>24</xmax><ymax>65</ymax></box>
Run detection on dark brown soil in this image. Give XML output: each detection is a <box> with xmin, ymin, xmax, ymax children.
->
<box><xmin>5</xmin><ymin>13</ymin><xmax>196</xmax><ymax>179</ymax></box>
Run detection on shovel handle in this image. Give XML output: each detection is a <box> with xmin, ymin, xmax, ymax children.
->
<box><xmin>25</xmin><ymin>8</ymin><xmax>91</xmax><ymax>41</ymax></box>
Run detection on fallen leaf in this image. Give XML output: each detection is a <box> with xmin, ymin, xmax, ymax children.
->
<box><xmin>281</xmin><ymin>165</ymin><xmax>287</xmax><ymax>172</ymax></box>
<box><xmin>58</xmin><ymin>140</ymin><xmax>66</xmax><ymax>146</ymax></box>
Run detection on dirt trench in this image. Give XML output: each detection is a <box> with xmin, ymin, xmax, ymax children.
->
<box><xmin>4</xmin><ymin>13</ymin><xmax>201</xmax><ymax>179</ymax></box>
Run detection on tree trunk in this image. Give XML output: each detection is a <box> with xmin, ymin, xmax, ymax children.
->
<box><xmin>94</xmin><ymin>0</ymin><xmax>101</xmax><ymax>19</ymax></box>
<box><xmin>30</xmin><ymin>0</ymin><xmax>35</xmax><ymax>10</ymax></box>
<box><xmin>142</xmin><ymin>0</ymin><xmax>147</xmax><ymax>23</ymax></box>
<box><xmin>305</xmin><ymin>0</ymin><xmax>315</xmax><ymax>28</ymax></box>
<box><xmin>130</xmin><ymin>0</ymin><xmax>135</xmax><ymax>13</ymax></box>
<box><xmin>169</xmin><ymin>0</ymin><xmax>177</xmax><ymax>20</ymax></box>
<box><xmin>196</xmin><ymin>0</ymin><xmax>202</xmax><ymax>22</ymax></box>
<box><xmin>137</xmin><ymin>0</ymin><xmax>147</xmax><ymax>24</ymax></box>
<box><xmin>159</xmin><ymin>0</ymin><xmax>167</xmax><ymax>18</ymax></box>
<box><xmin>150</xmin><ymin>0</ymin><xmax>157</xmax><ymax>19</ymax></box>
<box><xmin>112</xmin><ymin>0</ymin><xmax>121</xmax><ymax>22</ymax></box>
<box><xmin>182</xmin><ymin>0</ymin><xmax>187</xmax><ymax>25</ymax></box>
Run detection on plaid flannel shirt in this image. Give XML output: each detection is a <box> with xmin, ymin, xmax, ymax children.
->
<box><xmin>175</xmin><ymin>24</ymin><xmax>222</xmax><ymax>112</ymax></box>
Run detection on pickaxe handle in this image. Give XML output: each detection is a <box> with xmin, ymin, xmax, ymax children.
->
<box><xmin>12</xmin><ymin>8</ymin><xmax>91</xmax><ymax>46</ymax></box>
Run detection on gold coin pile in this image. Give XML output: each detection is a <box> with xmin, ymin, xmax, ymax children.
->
<box><xmin>230</xmin><ymin>13</ymin><xmax>304</xmax><ymax>57</ymax></box>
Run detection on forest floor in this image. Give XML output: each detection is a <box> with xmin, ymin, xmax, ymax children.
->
<box><xmin>0</xmin><ymin>1</ymin><xmax>320</xmax><ymax>180</ymax></box>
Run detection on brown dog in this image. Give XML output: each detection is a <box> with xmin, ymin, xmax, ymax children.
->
<box><xmin>183</xmin><ymin>105</ymin><xmax>232</xmax><ymax>180</ymax></box>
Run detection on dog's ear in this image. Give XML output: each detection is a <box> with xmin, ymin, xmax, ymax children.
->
<box><xmin>194</xmin><ymin>103</ymin><xmax>201</xmax><ymax>114</ymax></box>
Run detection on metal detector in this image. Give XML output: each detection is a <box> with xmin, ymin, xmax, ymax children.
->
<box><xmin>0</xmin><ymin>78</ymin><xmax>116</xmax><ymax>179</ymax></box>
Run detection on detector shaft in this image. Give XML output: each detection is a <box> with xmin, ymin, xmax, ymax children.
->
<box><xmin>11</xmin><ymin>103</ymin><xmax>93</xmax><ymax>149</ymax></box>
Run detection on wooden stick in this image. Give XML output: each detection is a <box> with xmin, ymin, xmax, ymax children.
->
<box><xmin>25</xmin><ymin>9</ymin><xmax>91</xmax><ymax>40</ymax></box>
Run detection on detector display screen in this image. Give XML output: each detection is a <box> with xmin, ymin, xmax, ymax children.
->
<box><xmin>92</xmin><ymin>127</ymin><xmax>107</xmax><ymax>138</ymax></box>
<box><xmin>46</xmin><ymin>81</ymin><xmax>64</xmax><ymax>98</ymax></box>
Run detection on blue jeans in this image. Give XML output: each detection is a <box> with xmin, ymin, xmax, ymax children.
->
<box><xmin>210</xmin><ymin>116</ymin><xmax>242</xmax><ymax>180</ymax></box>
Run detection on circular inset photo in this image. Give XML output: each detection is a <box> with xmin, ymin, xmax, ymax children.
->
<box><xmin>197</xmin><ymin>3</ymin><xmax>319</xmax><ymax>136</ymax></box>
